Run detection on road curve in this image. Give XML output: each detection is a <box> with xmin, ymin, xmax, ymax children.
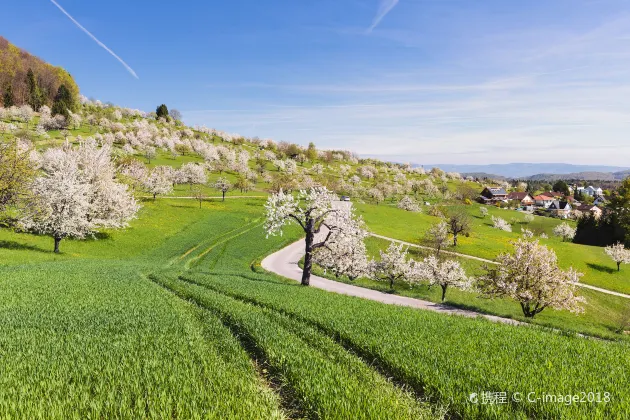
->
<box><xmin>261</xmin><ymin>238</ymin><xmax>522</xmax><ymax>326</ymax></box>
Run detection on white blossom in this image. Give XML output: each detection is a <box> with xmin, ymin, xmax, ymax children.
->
<box><xmin>397</xmin><ymin>196</ymin><xmax>421</xmax><ymax>212</ymax></box>
<box><xmin>605</xmin><ymin>243</ymin><xmax>630</xmax><ymax>272</ymax></box>
<box><xmin>553</xmin><ymin>222</ymin><xmax>576</xmax><ymax>242</ymax></box>
<box><xmin>492</xmin><ymin>216</ymin><xmax>512</xmax><ymax>232</ymax></box>
<box><xmin>370</xmin><ymin>242</ymin><xmax>417</xmax><ymax>289</ymax></box>
<box><xmin>20</xmin><ymin>142</ymin><xmax>139</xmax><ymax>252</ymax></box>
<box><xmin>416</xmin><ymin>255</ymin><xmax>471</xmax><ymax>301</ymax></box>
<box><xmin>478</xmin><ymin>238</ymin><xmax>585</xmax><ymax>318</ymax></box>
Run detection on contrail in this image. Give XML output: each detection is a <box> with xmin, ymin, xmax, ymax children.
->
<box><xmin>49</xmin><ymin>0</ymin><xmax>139</xmax><ymax>79</ymax></box>
<box><xmin>368</xmin><ymin>0</ymin><xmax>399</xmax><ymax>32</ymax></box>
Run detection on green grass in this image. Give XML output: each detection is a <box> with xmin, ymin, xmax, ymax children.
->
<box><xmin>309</xmin><ymin>236</ymin><xmax>630</xmax><ymax>340</ymax></box>
<box><xmin>152</xmin><ymin>273</ymin><xmax>436</xmax><ymax>419</ymax></box>
<box><xmin>176</xmin><ymin>273</ymin><xmax>630</xmax><ymax>419</ymax></box>
<box><xmin>0</xmin><ymin>262</ymin><xmax>283</xmax><ymax>418</ymax></box>
<box><xmin>356</xmin><ymin>202</ymin><xmax>630</xmax><ymax>294</ymax></box>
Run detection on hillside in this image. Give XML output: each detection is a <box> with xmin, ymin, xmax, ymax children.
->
<box><xmin>3</xmin><ymin>92</ymin><xmax>630</xmax><ymax>418</ymax></box>
<box><xmin>0</xmin><ymin>36</ymin><xmax>79</xmax><ymax>109</ymax></box>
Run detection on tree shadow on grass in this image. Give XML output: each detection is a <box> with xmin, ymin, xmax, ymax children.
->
<box><xmin>587</xmin><ymin>262</ymin><xmax>615</xmax><ymax>274</ymax></box>
<box><xmin>0</xmin><ymin>240</ymin><xmax>48</xmax><ymax>253</ymax></box>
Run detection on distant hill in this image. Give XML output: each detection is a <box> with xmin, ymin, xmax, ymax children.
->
<box><xmin>0</xmin><ymin>36</ymin><xmax>79</xmax><ymax>108</ymax></box>
<box><xmin>422</xmin><ymin>163</ymin><xmax>630</xmax><ymax>179</ymax></box>
<box><xmin>526</xmin><ymin>172</ymin><xmax>619</xmax><ymax>181</ymax></box>
<box><xmin>460</xmin><ymin>172</ymin><xmax>507</xmax><ymax>181</ymax></box>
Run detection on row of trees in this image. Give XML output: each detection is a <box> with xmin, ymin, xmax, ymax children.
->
<box><xmin>264</xmin><ymin>188</ymin><xmax>585</xmax><ymax>319</ymax></box>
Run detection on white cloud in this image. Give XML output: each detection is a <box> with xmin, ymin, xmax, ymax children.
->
<box><xmin>49</xmin><ymin>0</ymin><xmax>139</xmax><ymax>79</ymax></box>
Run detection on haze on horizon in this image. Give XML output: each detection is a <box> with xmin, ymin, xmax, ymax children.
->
<box><xmin>4</xmin><ymin>0</ymin><xmax>630</xmax><ymax>165</ymax></box>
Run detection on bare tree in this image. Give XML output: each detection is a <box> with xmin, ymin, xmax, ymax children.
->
<box><xmin>447</xmin><ymin>210</ymin><xmax>471</xmax><ymax>246</ymax></box>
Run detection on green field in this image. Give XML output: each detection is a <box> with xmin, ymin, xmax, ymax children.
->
<box><xmin>308</xmin><ymin>235</ymin><xmax>630</xmax><ymax>340</ymax></box>
<box><xmin>1</xmin><ymin>197</ymin><xmax>629</xmax><ymax>418</ymax></box>
<box><xmin>355</xmin><ymin>202</ymin><xmax>630</xmax><ymax>294</ymax></box>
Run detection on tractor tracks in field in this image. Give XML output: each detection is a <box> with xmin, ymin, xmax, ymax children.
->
<box><xmin>149</xmin><ymin>273</ymin><xmax>444</xmax><ymax>420</ymax></box>
<box><xmin>168</xmin><ymin>219</ymin><xmax>264</xmax><ymax>270</ymax></box>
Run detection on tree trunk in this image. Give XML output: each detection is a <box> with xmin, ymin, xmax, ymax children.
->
<box><xmin>453</xmin><ymin>233</ymin><xmax>458</xmax><ymax>247</ymax></box>
<box><xmin>222</xmin><ymin>191</ymin><xmax>226</xmax><ymax>202</ymax></box>
<box><xmin>302</xmin><ymin>230</ymin><xmax>315</xmax><ymax>286</ymax></box>
<box><xmin>153</xmin><ymin>193</ymin><xmax>157</xmax><ymax>201</ymax></box>
<box><xmin>390</xmin><ymin>278</ymin><xmax>394</xmax><ymax>290</ymax></box>
<box><xmin>619</xmin><ymin>262</ymin><xmax>622</xmax><ymax>272</ymax></box>
<box><xmin>521</xmin><ymin>302</ymin><xmax>535</xmax><ymax>318</ymax></box>
<box><xmin>54</xmin><ymin>236</ymin><xmax>61</xmax><ymax>254</ymax></box>
<box><xmin>441</xmin><ymin>284</ymin><xmax>447</xmax><ymax>302</ymax></box>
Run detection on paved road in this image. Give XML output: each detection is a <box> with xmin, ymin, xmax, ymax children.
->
<box><xmin>261</xmin><ymin>238</ymin><xmax>522</xmax><ymax>325</ymax></box>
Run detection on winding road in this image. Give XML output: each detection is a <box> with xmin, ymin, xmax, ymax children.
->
<box><xmin>261</xmin><ymin>237</ymin><xmax>522</xmax><ymax>325</ymax></box>
<box><xmin>262</xmin><ymin>233</ymin><xmax>630</xmax><ymax>328</ymax></box>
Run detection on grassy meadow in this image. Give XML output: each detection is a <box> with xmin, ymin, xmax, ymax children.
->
<box><xmin>0</xmin><ymin>196</ymin><xmax>628</xmax><ymax>418</ymax></box>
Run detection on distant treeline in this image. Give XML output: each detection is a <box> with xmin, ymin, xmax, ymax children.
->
<box><xmin>0</xmin><ymin>36</ymin><xmax>79</xmax><ymax>112</ymax></box>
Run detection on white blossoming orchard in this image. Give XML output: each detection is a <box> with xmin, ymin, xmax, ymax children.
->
<box><xmin>553</xmin><ymin>222</ymin><xmax>576</xmax><ymax>242</ymax></box>
<box><xmin>264</xmin><ymin>187</ymin><xmax>358</xmax><ymax>286</ymax></box>
<box><xmin>478</xmin><ymin>238</ymin><xmax>585</xmax><ymax>318</ymax></box>
<box><xmin>415</xmin><ymin>255</ymin><xmax>471</xmax><ymax>302</ymax></box>
<box><xmin>479</xmin><ymin>207</ymin><xmax>488</xmax><ymax>218</ymax></box>
<box><xmin>605</xmin><ymin>243</ymin><xmax>630</xmax><ymax>272</ymax></box>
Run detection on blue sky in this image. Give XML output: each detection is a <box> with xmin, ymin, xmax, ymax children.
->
<box><xmin>4</xmin><ymin>0</ymin><xmax>630</xmax><ymax>165</ymax></box>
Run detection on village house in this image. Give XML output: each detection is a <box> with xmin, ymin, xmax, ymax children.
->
<box><xmin>540</xmin><ymin>191</ymin><xmax>564</xmax><ymax>199</ymax></box>
<box><xmin>480</xmin><ymin>187</ymin><xmax>508</xmax><ymax>204</ymax></box>
<box><xmin>507</xmin><ymin>192</ymin><xmax>535</xmax><ymax>207</ymax></box>
<box><xmin>548</xmin><ymin>200</ymin><xmax>572</xmax><ymax>218</ymax></box>
<box><xmin>577</xmin><ymin>186</ymin><xmax>604</xmax><ymax>197</ymax></box>
<box><xmin>533</xmin><ymin>194</ymin><xmax>555</xmax><ymax>208</ymax></box>
<box><xmin>577</xmin><ymin>204</ymin><xmax>603</xmax><ymax>219</ymax></box>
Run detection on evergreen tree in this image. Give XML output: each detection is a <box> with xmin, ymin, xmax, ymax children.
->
<box><xmin>2</xmin><ymin>83</ymin><xmax>14</xmax><ymax>107</ymax></box>
<box><xmin>52</xmin><ymin>84</ymin><xmax>73</xmax><ymax>120</ymax></box>
<box><xmin>552</xmin><ymin>180</ymin><xmax>570</xmax><ymax>196</ymax></box>
<box><xmin>156</xmin><ymin>104</ymin><xmax>169</xmax><ymax>119</ymax></box>
<box><xmin>26</xmin><ymin>69</ymin><xmax>44</xmax><ymax>111</ymax></box>
<box><xmin>306</xmin><ymin>142</ymin><xmax>318</xmax><ymax>161</ymax></box>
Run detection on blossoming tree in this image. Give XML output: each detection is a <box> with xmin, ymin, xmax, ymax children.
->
<box><xmin>370</xmin><ymin>242</ymin><xmax>417</xmax><ymax>289</ymax></box>
<box><xmin>416</xmin><ymin>255</ymin><xmax>471</xmax><ymax>302</ymax></box>
<box><xmin>265</xmin><ymin>187</ymin><xmax>358</xmax><ymax>285</ymax></box>
<box><xmin>605</xmin><ymin>243</ymin><xmax>630</xmax><ymax>272</ymax></box>
<box><xmin>553</xmin><ymin>222</ymin><xmax>576</xmax><ymax>242</ymax></box>
<box><xmin>478</xmin><ymin>238</ymin><xmax>585</xmax><ymax>318</ymax></box>
<box><xmin>313</xmin><ymin>211</ymin><xmax>369</xmax><ymax>281</ymax></box>
<box><xmin>20</xmin><ymin>142</ymin><xmax>139</xmax><ymax>253</ymax></box>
